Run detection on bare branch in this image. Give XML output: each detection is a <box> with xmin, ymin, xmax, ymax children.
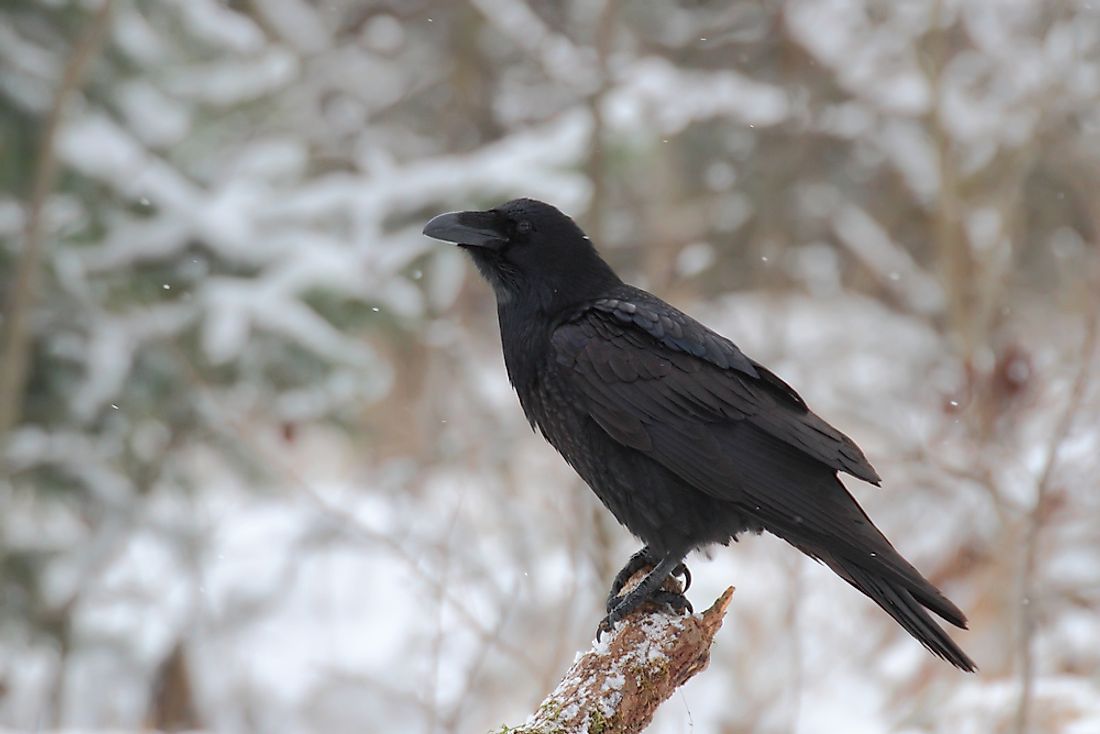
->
<box><xmin>1012</xmin><ymin>290</ymin><xmax>1100</xmax><ymax>734</ymax></box>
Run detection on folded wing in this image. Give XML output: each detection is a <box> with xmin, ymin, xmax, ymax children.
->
<box><xmin>555</xmin><ymin>290</ymin><xmax>881</xmax><ymax>486</ymax></box>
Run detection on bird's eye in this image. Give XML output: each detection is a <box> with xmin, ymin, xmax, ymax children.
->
<box><xmin>516</xmin><ymin>219</ymin><xmax>533</xmax><ymax>236</ymax></box>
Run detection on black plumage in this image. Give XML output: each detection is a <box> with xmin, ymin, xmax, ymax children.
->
<box><xmin>423</xmin><ymin>198</ymin><xmax>975</xmax><ymax>671</ymax></box>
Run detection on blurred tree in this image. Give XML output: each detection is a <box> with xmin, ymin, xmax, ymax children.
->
<box><xmin>0</xmin><ymin>1</ymin><xmax>1098</xmax><ymax>733</ymax></box>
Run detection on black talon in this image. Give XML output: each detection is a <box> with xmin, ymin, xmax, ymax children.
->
<box><xmin>649</xmin><ymin>590</ymin><xmax>693</xmax><ymax>615</ymax></box>
<box><xmin>672</xmin><ymin>563</ymin><xmax>691</xmax><ymax>593</ymax></box>
<box><xmin>596</xmin><ymin>611</ymin><xmax>619</xmax><ymax>640</ymax></box>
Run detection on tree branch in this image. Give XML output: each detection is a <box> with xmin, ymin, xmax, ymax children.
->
<box><xmin>499</xmin><ymin>583</ymin><xmax>734</xmax><ymax>734</ymax></box>
<box><xmin>1012</xmin><ymin>285</ymin><xmax>1099</xmax><ymax>734</ymax></box>
<box><xmin>0</xmin><ymin>0</ymin><xmax>113</xmax><ymax>444</ymax></box>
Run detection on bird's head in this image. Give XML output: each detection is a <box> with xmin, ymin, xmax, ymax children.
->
<box><xmin>423</xmin><ymin>198</ymin><xmax>621</xmax><ymax>312</ymax></box>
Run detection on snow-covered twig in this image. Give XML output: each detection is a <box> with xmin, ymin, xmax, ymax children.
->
<box><xmin>499</xmin><ymin>581</ymin><xmax>734</xmax><ymax>734</ymax></box>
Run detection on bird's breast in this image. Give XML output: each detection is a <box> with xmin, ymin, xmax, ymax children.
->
<box><xmin>518</xmin><ymin>367</ymin><xmax>601</xmax><ymax>471</ymax></box>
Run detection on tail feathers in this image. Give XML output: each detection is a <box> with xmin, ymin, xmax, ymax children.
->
<box><xmin>747</xmin><ymin>469</ymin><xmax>971</xmax><ymax>639</ymax></box>
<box><xmin>727</xmin><ymin>432</ymin><xmax>974</xmax><ymax>668</ymax></box>
<box><xmin>813</xmin><ymin>518</ymin><xmax>971</xmax><ymax>631</ymax></box>
<box><xmin>824</xmin><ymin>554</ymin><xmax>977</xmax><ymax>672</ymax></box>
<box><xmin>880</xmin><ymin>556</ymin><xmax>969</xmax><ymax>630</ymax></box>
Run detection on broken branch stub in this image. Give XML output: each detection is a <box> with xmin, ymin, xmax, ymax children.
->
<box><xmin>500</xmin><ymin>582</ymin><xmax>734</xmax><ymax>734</ymax></box>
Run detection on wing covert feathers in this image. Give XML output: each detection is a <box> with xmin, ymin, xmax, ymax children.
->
<box><xmin>554</xmin><ymin>290</ymin><xmax>882</xmax><ymax>485</ymax></box>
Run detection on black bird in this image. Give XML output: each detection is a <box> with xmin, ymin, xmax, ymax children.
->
<box><xmin>423</xmin><ymin>198</ymin><xmax>975</xmax><ymax>671</ymax></box>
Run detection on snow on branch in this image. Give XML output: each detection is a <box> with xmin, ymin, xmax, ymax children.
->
<box><xmin>499</xmin><ymin>584</ymin><xmax>734</xmax><ymax>734</ymax></box>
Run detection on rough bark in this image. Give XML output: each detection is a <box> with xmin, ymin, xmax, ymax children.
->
<box><xmin>498</xmin><ymin>581</ymin><xmax>734</xmax><ymax>734</ymax></box>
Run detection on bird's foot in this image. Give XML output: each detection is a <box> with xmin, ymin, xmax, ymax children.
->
<box><xmin>597</xmin><ymin>555</ymin><xmax>691</xmax><ymax>640</ymax></box>
<box><xmin>597</xmin><ymin>589</ymin><xmax>694</xmax><ymax>640</ymax></box>
<box><xmin>648</xmin><ymin>590</ymin><xmax>693</xmax><ymax>615</ymax></box>
<box><xmin>606</xmin><ymin>548</ymin><xmax>692</xmax><ymax>613</ymax></box>
<box><xmin>605</xmin><ymin>549</ymin><xmax>653</xmax><ymax>613</ymax></box>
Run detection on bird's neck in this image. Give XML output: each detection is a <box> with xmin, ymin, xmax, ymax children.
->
<box><xmin>497</xmin><ymin>300</ymin><xmax>553</xmax><ymax>397</ymax></box>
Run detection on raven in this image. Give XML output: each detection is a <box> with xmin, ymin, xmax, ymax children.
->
<box><xmin>424</xmin><ymin>198</ymin><xmax>975</xmax><ymax>671</ymax></box>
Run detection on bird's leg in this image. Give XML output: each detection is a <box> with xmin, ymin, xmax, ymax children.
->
<box><xmin>606</xmin><ymin>547</ymin><xmax>691</xmax><ymax>613</ymax></box>
<box><xmin>599</xmin><ymin>555</ymin><xmax>690</xmax><ymax>637</ymax></box>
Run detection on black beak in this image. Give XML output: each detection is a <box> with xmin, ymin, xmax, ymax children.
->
<box><xmin>422</xmin><ymin>210</ymin><xmax>507</xmax><ymax>249</ymax></box>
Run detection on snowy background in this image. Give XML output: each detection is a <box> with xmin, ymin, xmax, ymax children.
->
<box><xmin>2</xmin><ymin>1</ymin><xmax>1099</xmax><ymax>732</ymax></box>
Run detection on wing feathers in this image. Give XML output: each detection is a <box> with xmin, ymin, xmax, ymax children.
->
<box><xmin>591</xmin><ymin>293</ymin><xmax>759</xmax><ymax>375</ymax></box>
<box><xmin>553</xmin><ymin>294</ymin><xmax>881</xmax><ymax>486</ymax></box>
